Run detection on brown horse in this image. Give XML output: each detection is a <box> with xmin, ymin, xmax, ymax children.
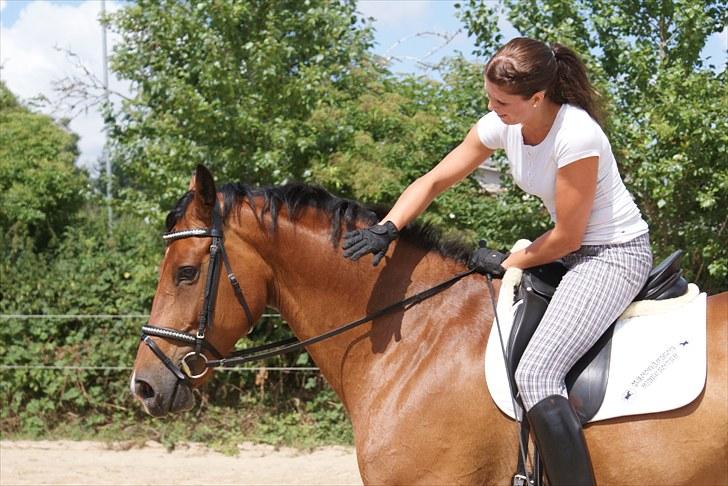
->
<box><xmin>131</xmin><ymin>166</ymin><xmax>728</xmax><ymax>485</ymax></box>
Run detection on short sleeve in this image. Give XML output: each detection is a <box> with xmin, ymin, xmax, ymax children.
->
<box><xmin>476</xmin><ymin>111</ymin><xmax>506</xmax><ymax>150</ymax></box>
<box><xmin>555</xmin><ymin>117</ymin><xmax>602</xmax><ymax>168</ymax></box>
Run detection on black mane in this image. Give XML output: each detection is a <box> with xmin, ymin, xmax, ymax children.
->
<box><xmin>166</xmin><ymin>182</ymin><xmax>472</xmax><ymax>264</ymax></box>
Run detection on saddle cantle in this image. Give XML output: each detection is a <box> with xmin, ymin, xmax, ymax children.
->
<box><xmin>506</xmin><ymin>250</ymin><xmax>688</xmax><ymax>423</ymax></box>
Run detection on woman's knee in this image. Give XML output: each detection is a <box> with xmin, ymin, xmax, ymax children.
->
<box><xmin>514</xmin><ymin>358</ymin><xmax>539</xmax><ymax>394</ymax></box>
<box><xmin>515</xmin><ymin>357</ymin><xmax>567</xmax><ymax>408</ymax></box>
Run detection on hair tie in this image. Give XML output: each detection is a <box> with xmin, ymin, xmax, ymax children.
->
<box><xmin>551</xmin><ymin>46</ymin><xmax>557</xmax><ymax>59</ymax></box>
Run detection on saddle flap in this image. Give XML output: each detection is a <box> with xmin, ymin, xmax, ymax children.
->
<box><xmin>506</xmin><ymin>275</ymin><xmax>550</xmax><ymax>382</ymax></box>
<box><xmin>565</xmin><ymin>326</ymin><xmax>614</xmax><ymax>423</ymax></box>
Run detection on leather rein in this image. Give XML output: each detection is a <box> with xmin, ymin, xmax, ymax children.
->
<box><xmin>141</xmin><ymin>203</ymin><xmax>475</xmax><ymax>383</ymax></box>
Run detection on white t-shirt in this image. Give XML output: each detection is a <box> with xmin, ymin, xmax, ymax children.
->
<box><xmin>476</xmin><ymin>104</ymin><xmax>648</xmax><ymax>245</ymax></box>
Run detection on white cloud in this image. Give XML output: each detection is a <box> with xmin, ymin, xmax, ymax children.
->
<box><xmin>0</xmin><ymin>0</ymin><xmax>7</xmax><ymax>13</ymax></box>
<box><xmin>357</xmin><ymin>0</ymin><xmax>429</xmax><ymax>27</ymax></box>
<box><xmin>0</xmin><ymin>0</ymin><xmax>129</xmax><ymax>173</ymax></box>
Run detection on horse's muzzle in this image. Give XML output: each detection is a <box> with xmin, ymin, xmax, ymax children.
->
<box><xmin>130</xmin><ymin>370</ymin><xmax>194</xmax><ymax>417</ymax></box>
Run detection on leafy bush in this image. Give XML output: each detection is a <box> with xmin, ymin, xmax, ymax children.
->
<box><xmin>0</xmin><ymin>82</ymin><xmax>88</xmax><ymax>250</ymax></box>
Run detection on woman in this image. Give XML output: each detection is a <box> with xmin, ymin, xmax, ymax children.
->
<box><xmin>342</xmin><ymin>37</ymin><xmax>652</xmax><ymax>486</ymax></box>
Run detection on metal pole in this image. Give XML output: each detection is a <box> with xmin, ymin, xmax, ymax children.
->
<box><xmin>101</xmin><ymin>0</ymin><xmax>112</xmax><ymax>235</ymax></box>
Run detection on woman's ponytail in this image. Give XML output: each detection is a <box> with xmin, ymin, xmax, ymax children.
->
<box><xmin>548</xmin><ymin>43</ymin><xmax>603</xmax><ymax>126</ymax></box>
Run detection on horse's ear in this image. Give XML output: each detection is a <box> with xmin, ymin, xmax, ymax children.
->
<box><xmin>190</xmin><ymin>165</ymin><xmax>217</xmax><ymax>209</ymax></box>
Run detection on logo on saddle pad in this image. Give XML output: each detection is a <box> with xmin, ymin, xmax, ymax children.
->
<box><xmin>624</xmin><ymin>343</ymin><xmax>686</xmax><ymax>400</ymax></box>
<box><xmin>484</xmin><ymin>246</ymin><xmax>707</xmax><ymax>424</ymax></box>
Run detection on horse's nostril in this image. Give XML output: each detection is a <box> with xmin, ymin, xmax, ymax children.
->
<box><xmin>134</xmin><ymin>379</ymin><xmax>155</xmax><ymax>400</ymax></box>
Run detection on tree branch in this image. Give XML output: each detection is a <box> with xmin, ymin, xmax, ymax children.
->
<box><xmin>381</xmin><ymin>30</ymin><xmax>464</xmax><ymax>72</ymax></box>
<box><xmin>40</xmin><ymin>46</ymin><xmax>132</xmax><ymax>121</ymax></box>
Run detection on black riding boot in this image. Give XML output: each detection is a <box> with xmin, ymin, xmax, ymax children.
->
<box><xmin>527</xmin><ymin>395</ymin><xmax>596</xmax><ymax>486</ymax></box>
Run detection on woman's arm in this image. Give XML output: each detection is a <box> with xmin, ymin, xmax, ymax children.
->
<box><xmin>502</xmin><ymin>156</ymin><xmax>599</xmax><ymax>270</ymax></box>
<box><xmin>381</xmin><ymin>126</ymin><xmax>494</xmax><ymax>229</ymax></box>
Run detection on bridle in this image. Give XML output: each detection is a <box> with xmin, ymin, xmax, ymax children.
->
<box><xmin>141</xmin><ymin>203</ymin><xmax>256</xmax><ymax>381</ymax></box>
<box><xmin>140</xmin><ymin>201</ymin><xmax>476</xmax><ymax>383</ymax></box>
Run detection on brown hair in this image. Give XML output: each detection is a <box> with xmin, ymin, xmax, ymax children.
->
<box><xmin>484</xmin><ymin>37</ymin><xmax>603</xmax><ymax>126</ymax></box>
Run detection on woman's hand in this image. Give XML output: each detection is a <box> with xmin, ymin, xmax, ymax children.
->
<box><xmin>342</xmin><ymin>221</ymin><xmax>399</xmax><ymax>266</ymax></box>
<box><xmin>468</xmin><ymin>242</ymin><xmax>509</xmax><ymax>278</ymax></box>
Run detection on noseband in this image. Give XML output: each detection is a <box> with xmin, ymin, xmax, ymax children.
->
<box><xmin>140</xmin><ymin>201</ymin><xmax>476</xmax><ymax>384</ymax></box>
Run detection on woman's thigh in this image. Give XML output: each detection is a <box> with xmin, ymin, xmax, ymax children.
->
<box><xmin>515</xmin><ymin>234</ymin><xmax>652</xmax><ymax>406</ymax></box>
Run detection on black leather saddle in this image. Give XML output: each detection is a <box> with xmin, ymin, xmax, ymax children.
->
<box><xmin>505</xmin><ymin>250</ymin><xmax>688</xmax><ymax>423</ymax></box>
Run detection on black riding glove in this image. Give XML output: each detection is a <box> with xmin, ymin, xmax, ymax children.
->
<box><xmin>342</xmin><ymin>221</ymin><xmax>399</xmax><ymax>266</ymax></box>
<box><xmin>468</xmin><ymin>241</ymin><xmax>508</xmax><ymax>279</ymax></box>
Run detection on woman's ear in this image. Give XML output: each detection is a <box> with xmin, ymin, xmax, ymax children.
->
<box><xmin>531</xmin><ymin>90</ymin><xmax>546</xmax><ymax>107</ymax></box>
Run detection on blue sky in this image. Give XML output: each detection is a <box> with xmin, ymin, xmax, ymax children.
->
<box><xmin>1</xmin><ymin>0</ymin><xmax>725</xmax><ymax>171</ymax></box>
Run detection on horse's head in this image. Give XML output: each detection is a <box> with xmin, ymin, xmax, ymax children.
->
<box><xmin>131</xmin><ymin>165</ymin><xmax>270</xmax><ymax>416</ymax></box>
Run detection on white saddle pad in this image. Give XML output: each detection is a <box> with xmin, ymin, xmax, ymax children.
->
<box><xmin>484</xmin><ymin>247</ymin><xmax>707</xmax><ymax>423</ymax></box>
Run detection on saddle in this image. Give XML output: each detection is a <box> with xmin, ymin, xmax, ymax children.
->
<box><xmin>506</xmin><ymin>250</ymin><xmax>688</xmax><ymax>423</ymax></box>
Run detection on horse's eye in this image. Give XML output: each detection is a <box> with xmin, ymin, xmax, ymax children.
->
<box><xmin>175</xmin><ymin>266</ymin><xmax>199</xmax><ymax>285</ymax></box>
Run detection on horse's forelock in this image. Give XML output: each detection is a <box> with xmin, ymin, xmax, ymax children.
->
<box><xmin>165</xmin><ymin>191</ymin><xmax>194</xmax><ymax>232</ymax></box>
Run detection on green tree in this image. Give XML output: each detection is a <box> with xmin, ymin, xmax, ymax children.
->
<box><xmin>106</xmin><ymin>0</ymin><xmax>376</xmax><ymax>218</ymax></box>
<box><xmin>458</xmin><ymin>0</ymin><xmax>728</xmax><ymax>292</ymax></box>
<box><xmin>0</xmin><ymin>82</ymin><xmax>88</xmax><ymax>250</ymax></box>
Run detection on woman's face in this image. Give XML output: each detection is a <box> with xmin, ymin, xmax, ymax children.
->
<box><xmin>484</xmin><ymin>80</ymin><xmax>539</xmax><ymax>125</ymax></box>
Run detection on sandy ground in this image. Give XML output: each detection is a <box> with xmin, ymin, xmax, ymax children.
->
<box><xmin>0</xmin><ymin>440</ymin><xmax>362</xmax><ymax>486</ymax></box>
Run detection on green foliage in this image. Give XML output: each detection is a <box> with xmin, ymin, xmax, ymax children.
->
<box><xmin>0</xmin><ymin>82</ymin><xmax>89</xmax><ymax>250</ymax></box>
<box><xmin>105</xmin><ymin>0</ymin><xmax>376</xmax><ymax>220</ymax></box>
<box><xmin>255</xmin><ymin>387</ymin><xmax>353</xmax><ymax>447</ymax></box>
<box><xmin>0</xmin><ymin>209</ymin><xmax>160</xmax><ymax>434</ymax></box>
<box><xmin>619</xmin><ymin>68</ymin><xmax>728</xmax><ymax>290</ymax></box>
<box><xmin>104</xmin><ymin>0</ymin><xmax>552</xmax><ymax>247</ymax></box>
<box><xmin>455</xmin><ymin>0</ymin><xmax>504</xmax><ymax>58</ymax></box>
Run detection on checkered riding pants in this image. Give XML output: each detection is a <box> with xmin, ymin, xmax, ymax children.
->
<box><xmin>514</xmin><ymin>233</ymin><xmax>653</xmax><ymax>411</ymax></box>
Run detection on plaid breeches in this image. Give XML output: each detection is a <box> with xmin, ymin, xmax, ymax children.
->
<box><xmin>514</xmin><ymin>233</ymin><xmax>653</xmax><ymax>410</ymax></box>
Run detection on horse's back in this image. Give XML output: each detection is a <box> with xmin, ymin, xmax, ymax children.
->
<box><xmin>585</xmin><ymin>291</ymin><xmax>727</xmax><ymax>485</ymax></box>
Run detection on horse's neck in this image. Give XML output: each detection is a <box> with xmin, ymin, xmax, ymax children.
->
<box><xmin>262</xmin><ymin>218</ymin><xmax>385</xmax><ymax>387</ymax></box>
<box><xmin>251</xmin><ymin>213</ymin><xmax>493</xmax><ymax>397</ymax></box>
